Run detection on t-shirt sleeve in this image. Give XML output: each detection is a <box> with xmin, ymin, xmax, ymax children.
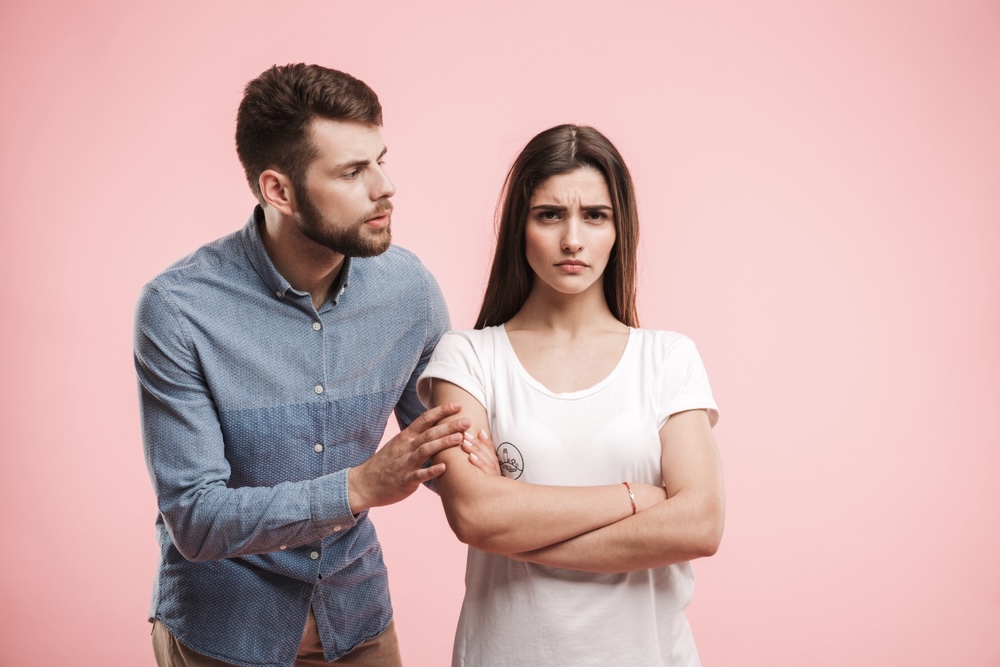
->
<box><xmin>656</xmin><ymin>334</ymin><xmax>720</xmax><ymax>430</ymax></box>
<box><xmin>417</xmin><ymin>330</ymin><xmax>488</xmax><ymax>410</ymax></box>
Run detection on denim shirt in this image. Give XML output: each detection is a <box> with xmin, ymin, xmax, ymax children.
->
<box><xmin>134</xmin><ymin>208</ymin><xmax>450</xmax><ymax>667</ymax></box>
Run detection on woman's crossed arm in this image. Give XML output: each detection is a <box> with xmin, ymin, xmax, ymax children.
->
<box><xmin>429</xmin><ymin>379</ymin><xmax>668</xmax><ymax>555</ymax></box>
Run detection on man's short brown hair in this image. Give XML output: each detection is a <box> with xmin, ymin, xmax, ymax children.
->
<box><xmin>235</xmin><ymin>64</ymin><xmax>382</xmax><ymax>204</ymax></box>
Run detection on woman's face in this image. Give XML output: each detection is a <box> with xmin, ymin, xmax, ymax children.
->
<box><xmin>524</xmin><ymin>166</ymin><xmax>617</xmax><ymax>298</ymax></box>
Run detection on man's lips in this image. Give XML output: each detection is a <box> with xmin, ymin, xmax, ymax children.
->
<box><xmin>364</xmin><ymin>204</ymin><xmax>393</xmax><ymax>229</ymax></box>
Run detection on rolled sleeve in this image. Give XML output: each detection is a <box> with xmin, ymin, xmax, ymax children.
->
<box><xmin>418</xmin><ymin>330</ymin><xmax>489</xmax><ymax>409</ymax></box>
<box><xmin>655</xmin><ymin>335</ymin><xmax>720</xmax><ymax>430</ymax></box>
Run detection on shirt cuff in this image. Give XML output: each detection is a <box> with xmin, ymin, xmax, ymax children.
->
<box><xmin>309</xmin><ymin>469</ymin><xmax>359</xmax><ymax>531</ymax></box>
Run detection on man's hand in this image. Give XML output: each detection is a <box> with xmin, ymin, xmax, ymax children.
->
<box><xmin>348</xmin><ymin>402</ymin><xmax>470</xmax><ymax>513</ymax></box>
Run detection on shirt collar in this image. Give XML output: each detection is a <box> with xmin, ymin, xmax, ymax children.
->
<box><xmin>241</xmin><ymin>205</ymin><xmax>353</xmax><ymax>306</ymax></box>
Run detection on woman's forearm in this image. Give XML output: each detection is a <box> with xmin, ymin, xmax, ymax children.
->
<box><xmin>510</xmin><ymin>489</ymin><xmax>724</xmax><ymax>572</ymax></box>
<box><xmin>511</xmin><ymin>409</ymin><xmax>726</xmax><ymax>572</ymax></box>
<box><xmin>431</xmin><ymin>380</ymin><xmax>665</xmax><ymax>554</ymax></box>
<box><xmin>437</xmin><ymin>463</ymin><xmax>650</xmax><ymax>554</ymax></box>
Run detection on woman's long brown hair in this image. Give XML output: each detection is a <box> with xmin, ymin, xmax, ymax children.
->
<box><xmin>475</xmin><ymin>124</ymin><xmax>640</xmax><ymax>329</ymax></box>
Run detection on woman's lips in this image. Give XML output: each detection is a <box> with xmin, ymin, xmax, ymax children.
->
<box><xmin>555</xmin><ymin>260</ymin><xmax>586</xmax><ymax>273</ymax></box>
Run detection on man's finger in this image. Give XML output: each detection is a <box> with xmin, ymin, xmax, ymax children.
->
<box><xmin>414</xmin><ymin>431</ymin><xmax>464</xmax><ymax>460</ymax></box>
<box><xmin>409</xmin><ymin>402</ymin><xmax>461</xmax><ymax>434</ymax></box>
<box><xmin>413</xmin><ymin>418</ymin><xmax>470</xmax><ymax>450</ymax></box>
<box><xmin>413</xmin><ymin>462</ymin><xmax>446</xmax><ymax>483</ymax></box>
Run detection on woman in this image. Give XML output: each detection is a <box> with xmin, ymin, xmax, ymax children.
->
<box><xmin>418</xmin><ymin>125</ymin><xmax>724</xmax><ymax>666</ymax></box>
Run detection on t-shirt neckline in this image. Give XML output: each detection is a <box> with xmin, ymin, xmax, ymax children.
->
<box><xmin>497</xmin><ymin>324</ymin><xmax>636</xmax><ymax>400</ymax></box>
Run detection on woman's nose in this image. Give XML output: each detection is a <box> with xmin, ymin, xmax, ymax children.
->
<box><xmin>561</xmin><ymin>219</ymin><xmax>583</xmax><ymax>252</ymax></box>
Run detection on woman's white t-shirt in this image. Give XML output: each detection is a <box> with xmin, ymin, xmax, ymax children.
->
<box><xmin>418</xmin><ymin>325</ymin><xmax>719</xmax><ymax>667</ymax></box>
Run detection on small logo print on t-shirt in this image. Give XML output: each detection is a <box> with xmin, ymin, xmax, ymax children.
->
<box><xmin>497</xmin><ymin>442</ymin><xmax>524</xmax><ymax>480</ymax></box>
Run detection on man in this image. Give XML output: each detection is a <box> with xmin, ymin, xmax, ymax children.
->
<box><xmin>134</xmin><ymin>64</ymin><xmax>470</xmax><ymax>666</ymax></box>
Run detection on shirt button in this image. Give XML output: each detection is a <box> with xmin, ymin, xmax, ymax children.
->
<box><xmin>275</xmin><ymin>290</ymin><xmax>283</xmax><ymax>298</ymax></box>
<box><xmin>314</xmin><ymin>444</ymin><xmax>324</xmax><ymax>453</ymax></box>
<box><xmin>310</xmin><ymin>551</ymin><xmax>320</xmax><ymax>560</ymax></box>
<box><xmin>314</xmin><ymin>385</ymin><xmax>324</xmax><ymax>394</ymax></box>
<box><xmin>312</xmin><ymin>322</ymin><xmax>322</xmax><ymax>331</ymax></box>
<box><xmin>279</xmin><ymin>545</ymin><xmax>287</xmax><ymax>550</ymax></box>
<box><xmin>332</xmin><ymin>525</ymin><xmax>342</xmax><ymax>532</ymax></box>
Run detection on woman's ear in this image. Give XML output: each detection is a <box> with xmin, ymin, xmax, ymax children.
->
<box><xmin>259</xmin><ymin>169</ymin><xmax>296</xmax><ymax>216</ymax></box>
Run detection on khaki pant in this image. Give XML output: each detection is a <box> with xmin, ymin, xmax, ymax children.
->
<box><xmin>152</xmin><ymin>610</ymin><xmax>402</xmax><ymax>666</ymax></box>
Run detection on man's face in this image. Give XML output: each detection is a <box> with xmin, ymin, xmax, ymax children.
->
<box><xmin>293</xmin><ymin>119</ymin><xmax>396</xmax><ymax>257</ymax></box>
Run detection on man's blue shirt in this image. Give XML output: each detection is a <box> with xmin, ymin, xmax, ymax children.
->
<box><xmin>134</xmin><ymin>208</ymin><xmax>450</xmax><ymax>667</ymax></box>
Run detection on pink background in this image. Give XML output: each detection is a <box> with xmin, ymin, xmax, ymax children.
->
<box><xmin>2</xmin><ymin>1</ymin><xmax>998</xmax><ymax>665</ymax></box>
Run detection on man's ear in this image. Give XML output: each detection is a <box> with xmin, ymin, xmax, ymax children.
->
<box><xmin>260</xmin><ymin>169</ymin><xmax>296</xmax><ymax>216</ymax></box>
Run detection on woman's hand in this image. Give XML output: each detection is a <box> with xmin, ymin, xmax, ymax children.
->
<box><xmin>459</xmin><ymin>429</ymin><xmax>666</xmax><ymax>514</ymax></box>
<box><xmin>462</xmin><ymin>429</ymin><xmax>501</xmax><ymax>476</ymax></box>
<box><xmin>460</xmin><ymin>429</ymin><xmax>665</xmax><ymax>515</ymax></box>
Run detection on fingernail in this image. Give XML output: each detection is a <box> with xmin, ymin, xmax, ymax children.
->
<box><xmin>469</xmin><ymin>453</ymin><xmax>479</xmax><ymax>461</ymax></box>
<box><xmin>463</xmin><ymin>437</ymin><xmax>476</xmax><ymax>449</ymax></box>
<box><xmin>479</xmin><ymin>429</ymin><xmax>490</xmax><ymax>441</ymax></box>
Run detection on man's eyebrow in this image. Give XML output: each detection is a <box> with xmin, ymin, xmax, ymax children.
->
<box><xmin>335</xmin><ymin>147</ymin><xmax>388</xmax><ymax>171</ymax></box>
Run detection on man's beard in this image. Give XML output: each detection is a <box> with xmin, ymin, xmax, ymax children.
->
<box><xmin>296</xmin><ymin>192</ymin><xmax>393</xmax><ymax>258</ymax></box>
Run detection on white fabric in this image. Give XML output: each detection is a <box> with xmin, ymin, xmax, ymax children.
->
<box><xmin>418</xmin><ymin>326</ymin><xmax>719</xmax><ymax>667</ymax></box>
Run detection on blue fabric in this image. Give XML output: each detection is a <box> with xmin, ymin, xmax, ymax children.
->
<box><xmin>134</xmin><ymin>207</ymin><xmax>450</xmax><ymax>667</ymax></box>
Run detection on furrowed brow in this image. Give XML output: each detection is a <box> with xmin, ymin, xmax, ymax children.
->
<box><xmin>337</xmin><ymin>158</ymin><xmax>370</xmax><ymax>171</ymax></box>
<box><xmin>335</xmin><ymin>147</ymin><xmax>387</xmax><ymax>172</ymax></box>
